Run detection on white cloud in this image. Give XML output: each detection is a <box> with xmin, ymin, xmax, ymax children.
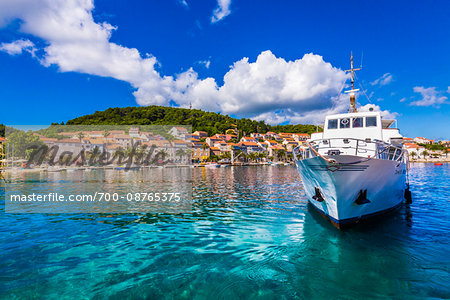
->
<box><xmin>252</xmin><ymin>94</ymin><xmax>350</xmax><ymax>125</ymax></box>
<box><xmin>0</xmin><ymin>0</ymin><xmax>361</xmax><ymax>125</ymax></box>
<box><xmin>178</xmin><ymin>0</ymin><xmax>188</xmax><ymax>8</ymax></box>
<box><xmin>0</xmin><ymin>39</ymin><xmax>35</xmax><ymax>56</ymax></box>
<box><xmin>0</xmin><ymin>0</ymin><xmax>170</xmax><ymax>104</ymax></box>
<box><xmin>371</xmin><ymin>73</ymin><xmax>393</xmax><ymax>86</ymax></box>
<box><xmin>198</xmin><ymin>60</ymin><xmax>211</xmax><ymax>68</ymax></box>
<box><xmin>216</xmin><ymin>51</ymin><xmax>348</xmax><ymax>117</ymax></box>
<box><xmin>211</xmin><ymin>0</ymin><xmax>231</xmax><ymax>23</ymax></box>
<box><xmin>359</xmin><ymin>104</ymin><xmax>398</xmax><ymax>119</ymax></box>
<box><xmin>410</xmin><ymin>86</ymin><xmax>448</xmax><ymax>107</ymax></box>
<box><xmin>134</xmin><ymin>50</ymin><xmax>350</xmax><ymax>123</ymax></box>
<box><xmin>399</xmin><ymin>97</ymin><xmax>407</xmax><ymax>102</ymax></box>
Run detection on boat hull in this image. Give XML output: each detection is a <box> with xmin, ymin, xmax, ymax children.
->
<box><xmin>295</xmin><ymin>155</ymin><xmax>407</xmax><ymax>228</ymax></box>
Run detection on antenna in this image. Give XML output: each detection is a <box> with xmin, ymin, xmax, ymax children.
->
<box><xmin>360</xmin><ymin>51</ymin><xmax>364</xmax><ymax>68</ymax></box>
<box><xmin>344</xmin><ymin>52</ymin><xmax>361</xmax><ymax>113</ymax></box>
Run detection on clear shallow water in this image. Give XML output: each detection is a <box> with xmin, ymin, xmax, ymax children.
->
<box><xmin>0</xmin><ymin>164</ymin><xmax>449</xmax><ymax>299</ymax></box>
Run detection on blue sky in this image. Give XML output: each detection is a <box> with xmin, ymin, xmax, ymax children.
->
<box><xmin>0</xmin><ymin>0</ymin><xmax>449</xmax><ymax>139</ymax></box>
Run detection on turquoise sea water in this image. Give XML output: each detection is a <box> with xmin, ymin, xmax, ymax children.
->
<box><xmin>1</xmin><ymin>164</ymin><xmax>449</xmax><ymax>299</ymax></box>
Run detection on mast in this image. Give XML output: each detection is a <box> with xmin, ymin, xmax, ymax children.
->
<box><xmin>344</xmin><ymin>52</ymin><xmax>361</xmax><ymax>113</ymax></box>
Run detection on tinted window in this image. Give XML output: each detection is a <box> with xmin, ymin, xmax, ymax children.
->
<box><xmin>340</xmin><ymin>118</ymin><xmax>350</xmax><ymax>129</ymax></box>
<box><xmin>366</xmin><ymin>116</ymin><xmax>377</xmax><ymax>127</ymax></box>
<box><xmin>328</xmin><ymin>119</ymin><xmax>338</xmax><ymax>129</ymax></box>
<box><xmin>352</xmin><ymin>117</ymin><xmax>363</xmax><ymax>128</ymax></box>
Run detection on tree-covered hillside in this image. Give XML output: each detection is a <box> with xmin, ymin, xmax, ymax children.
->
<box><xmin>65</xmin><ymin>106</ymin><xmax>318</xmax><ymax>135</ymax></box>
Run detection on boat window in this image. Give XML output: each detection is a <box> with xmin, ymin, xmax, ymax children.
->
<box><xmin>340</xmin><ymin>118</ymin><xmax>350</xmax><ymax>129</ymax></box>
<box><xmin>366</xmin><ymin>116</ymin><xmax>377</xmax><ymax>127</ymax></box>
<box><xmin>328</xmin><ymin>119</ymin><xmax>338</xmax><ymax>129</ymax></box>
<box><xmin>352</xmin><ymin>117</ymin><xmax>363</xmax><ymax>128</ymax></box>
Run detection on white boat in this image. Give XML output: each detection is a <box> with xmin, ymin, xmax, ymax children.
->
<box><xmin>293</xmin><ymin>54</ymin><xmax>410</xmax><ymax>229</ymax></box>
<box><xmin>205</xmin><ymin>163</ymin><xmax>220</xmax><ymax>169</ymax></box>
<box><xmin>47</xmin><ymin>166</ymin><xmax>64</xmax><ymax>172</ymax></box>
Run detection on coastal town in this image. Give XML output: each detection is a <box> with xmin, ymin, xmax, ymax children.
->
<box><xmin>402</xmin><ymin>137</ymin><xmax>450</xmax><ymax>162</ymax></box>
<box><xmin>1</xmin><ymin>126</ymin><xmax>449</xmax><ymax>170</ymax></box>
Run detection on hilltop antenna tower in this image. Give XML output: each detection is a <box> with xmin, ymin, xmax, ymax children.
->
<box><xmin>344</xmin><ymin>52</ymin><xmax>361</xmax><ymax>113</ymax></box>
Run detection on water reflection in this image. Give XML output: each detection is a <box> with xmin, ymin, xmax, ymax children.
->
<box><xmin>5</xmin><ymin>168</ymin><xmax>192</xmax><ymax>213</ymax></box>
<box><xmin>0</xmin><ymin>164</ymin><xmax>449</xmax><ymax>298</ymax></box>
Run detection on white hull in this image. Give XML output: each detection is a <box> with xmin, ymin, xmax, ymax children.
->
<box><xmin>295</xmin><ymin>155</ymin><xmax>407</xmax><ymax>227</ymax></box>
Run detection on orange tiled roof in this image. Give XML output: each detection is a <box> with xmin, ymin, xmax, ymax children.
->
<box><xmin>57</xmin><ymin>138</ymin><xmax>82</xmax><ymax>143</ymax></box>
<box><xmin>143</xmin><ymin>140</ymin><xmax>170</xmax><ymax>146</ymax></box>
<box><xmin>173</xmin><ymin>140</ymin><xmax>187</xmax><ymax>144</ymax></box>
<box><xmin>58</xmin><ymin>132</ymin><xmax>77</xmax><ymax>136</ymax></box>
<box><xmin>404</xmin><ymin>143</ymin><xmax>420</xmax><ymax>148</ymax></box>
<box><xmin>113</xmin><ymin>134</ymin><xmax>131</xmax><ymax>139</ymax></box>
<box><xmin>240</xmin><ymin>142</ymin><xmax>259</xmax><ymax>146</ymax></box>
<box><xmin>40</xmin><ymin>137</ymin><xmax>58</xmax><ymax>142</ymax></box>
<box><xmin>106</xmin><ymin>144</ymin><xmax>122</xmax><ymax>150</ymax></box>
<box><xmin>87</xmin><ymin>138</ymin><xmax>106</xmax><ymax>144</ymax></box>
<box><xmin>271</xmin><ymin>145</ymin><xmax>285</xmax><ymax>150</ymax></box>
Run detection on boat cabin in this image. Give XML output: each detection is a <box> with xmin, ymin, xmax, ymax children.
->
<box><xmin>308</xmin><ymin>111</ymin><xmax>404</xmax><ymax>158</ymax></box>
<box><xmin>311</xmin><ymin>111</ymin><xmax>402</xmax><ymax>145</ymax></box>
<box><xmin>298</xmin><ymin>53</ymin><xmax>405</xmax><ymax>160</ymax></box>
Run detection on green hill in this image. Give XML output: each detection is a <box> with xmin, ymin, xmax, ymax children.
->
<box><xmin>62</xmin><ymin>106</ymin><xmax>318</xmax><ymax>136</ymax></box>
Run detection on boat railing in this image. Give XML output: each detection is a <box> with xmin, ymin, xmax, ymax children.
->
<box><xmin>293</xmin><ymin>138</ymin><xmax>408</xmax><ymax>164</ymax></box>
